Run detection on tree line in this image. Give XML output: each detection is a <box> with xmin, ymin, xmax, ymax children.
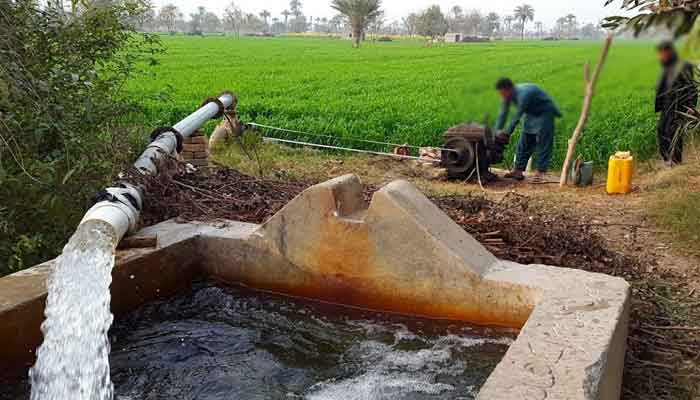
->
<box><xmin>141</xmin><ymin>0</ymin><xmax>345</xmax><ymax>36</ymax></box>
<box><xmin>137</xmin><ymin>1</ymin><xmax>605</xmax><ymax>42</ymax></box>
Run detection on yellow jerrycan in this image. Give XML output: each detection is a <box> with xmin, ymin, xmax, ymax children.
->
<box><xmin>606</xmin><ymin>152</ymin><xmax>634</xmax><ymax>194</ymax></box>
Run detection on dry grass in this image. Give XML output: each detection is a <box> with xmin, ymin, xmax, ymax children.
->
<box><xmin>643</xmin><ymin>157</ymin><xmax>700</xmax><ymax>257</ymax></box>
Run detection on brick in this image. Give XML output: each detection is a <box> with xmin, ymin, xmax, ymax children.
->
<box><xmin>187</xmin><ymin>136</ymin><xmax>208</xmax><ymax>144</ymax></box>
<box><xmin>180</xmin><ymin>151</ymin><xmax>195</xmax><ymax>159</ymax></box>
<box><xmin>182</xmin><ymin>143</ymin><xmax>205</xmax><ymax>152</ymax></box>
<box><xmin>194</xmin><ymin>151</ymin><xmax>209</xmax><ymax>159</ymax></box>
<box><xmin>187</xmin><ymin>159</ymin><xmax>209</xmax><ymax>167</ymax></box>
<box><xmin>190</xmin><ymin>129</ymin><xmax>204</xmax><ymax>137</ymax></box>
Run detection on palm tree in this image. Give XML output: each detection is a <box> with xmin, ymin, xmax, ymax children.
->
<box><xmin>260</xmin><ymin>10</ymin><xmax>271</xmax><ymax>30</ymax></box>
<box><xmin>449</xmin><ymin>5</ymin><xmax>463</xmax><ymax>32</ymax></box>
<box><xmin>290</xmin><ymin>0</ymin><xmax>302</xmax><ymax>18</ymax></box>
<box><xmin>534</xmin><ymin>21</ymin><xmax>542</xmax><ymax>37</ymax></box>
<box><xmin>330</xmin><ymin>0</ymin><xmax>382</xmax><ymax>48</ymax></box>
<box><xmin>556</xmin><ymin>17</ymin><xmax>566</xmax><ymax>38</ymax></box>
<box><xmin>450</xmin><ymin>5</ymin><xmax>463</xmax><ymax>19</ymax></box>
<box><xmin>503</xmin><ymin>15</ymin><xmax>513</xmax><ymax>36</ymax></box>
<box><xmin>513</xmin><ymin>4</ymin><xmax>534</xmax><ymax>40</ymax></box>
<box><xmin>565</xmin><ymin>14</ymin><xmax>577</xmax><ymax>37</ymax></box>
<box><xmin>330</xmin><ymin>14</ymin><xmax>343</xmax><ymax>32</ymax></box>
<box><xmin>281</xmin><ymin>9</ymin><xmax>291</xmax><ymax>32</ymax></box>
<box><xmin>486</xmin><ymin>12</ymin><xmax>500</xmax><ymax>37</ymax></box>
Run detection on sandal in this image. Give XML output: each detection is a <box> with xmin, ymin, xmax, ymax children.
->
<box><xmin>504</xmin><ymin>171</ymin><xmax>525</xmax><ymax>181</ymax></box>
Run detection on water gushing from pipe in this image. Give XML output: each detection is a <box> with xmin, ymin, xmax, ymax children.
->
<box><xmin>28</xmin><ymin>220</ymin><xmax>119</xmax><ymax>400</ymax></box>
<box><xmin>26</xmin><ymin>92</ymin><xmax>234</xmax><ymax>399</ymax></box>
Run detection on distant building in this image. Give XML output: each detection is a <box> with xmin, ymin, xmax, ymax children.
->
<box><xmin>445</xmin><ymin>33</ymin><xmax>491</xmax><ymax>43</ymax></box>
<box><xmin>445</xmin><ymin>32</ymin><xmax>462</xmax><ymax>43</ymax></box>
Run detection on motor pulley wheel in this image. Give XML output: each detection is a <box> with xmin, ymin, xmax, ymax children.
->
<box><xmin>442</xmin><ymin>137</ymin><xmax>476</xmax><ymax>177</ymax></box>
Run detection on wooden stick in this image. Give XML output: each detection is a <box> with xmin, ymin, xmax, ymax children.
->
<box><xmin>559</xmin><ymin>34</ymin><xmax>614</xmax><ymax>187</ymax></box>
<box><xmin>117</xmin><ymin>235</ymin><xmax>157</xmax><ymax>250</ymax></box>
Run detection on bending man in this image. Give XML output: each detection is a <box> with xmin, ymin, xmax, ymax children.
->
<box><xmin>494</xmin><ymin>78</ymin><xmax>562</xmax><ymax>182</ymax></box>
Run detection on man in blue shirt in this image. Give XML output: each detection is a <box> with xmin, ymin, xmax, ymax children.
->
<box><xmin>494</xmin><ymin>78</ymin><xmax>562</xmax><ymax>182</ymax></box>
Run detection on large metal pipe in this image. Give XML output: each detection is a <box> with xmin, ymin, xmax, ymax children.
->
<box><xmin>81</xmin><ymin>92</ymin><xmax>235</xmax><ymax>242</ymax></box>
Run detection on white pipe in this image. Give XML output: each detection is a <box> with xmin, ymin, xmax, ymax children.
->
<box><xmin>80</xmin><ymin>92</ymin><xmax>235</xmax><ymax>243</ymax></box>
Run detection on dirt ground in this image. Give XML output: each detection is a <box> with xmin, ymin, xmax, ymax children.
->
<box><xmin>137</xmin><ymin>148</ymin><xmax>700</xmax><ymax>400</ymax></box>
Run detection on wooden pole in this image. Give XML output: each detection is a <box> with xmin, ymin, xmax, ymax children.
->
<box><xmin>559</xmin><ymin>34</ymin><xmax>614</xmax><ymax>187</ymax></box>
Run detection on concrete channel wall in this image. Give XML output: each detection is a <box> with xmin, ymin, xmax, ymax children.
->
<box><xmin>0</xmin><ymin>175</ymin><xmax>630</xmax><ymax>399</ymax></box>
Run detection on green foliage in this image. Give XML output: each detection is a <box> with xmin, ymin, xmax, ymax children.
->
<box><xmin>233</xmin><ymin>130</ymin><xmax>274</xmax><ymax>177</ymax></box>
<box><xmin>0</xmin><ymin>1</ymin><xmax>161</xmax><ymax>275</ymax></box>
<box><xmin>604</xmin><ymin>0</ymin><xmax>700</xmax><ymax>38</ymax></box>
<box><xmin>416</xmin><ymin>5</ymin><xmax>448</xmax><ymax>39</ymax></box>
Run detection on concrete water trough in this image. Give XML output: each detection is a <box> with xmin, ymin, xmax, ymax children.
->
<box><xmin>0</xmin><ymin>174</ymin><xmax>630</xmax><ymax>400</ymax></box>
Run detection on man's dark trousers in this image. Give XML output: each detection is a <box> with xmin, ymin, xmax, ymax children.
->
<box><xmin>514</xmin><ymin>112</ymin><xmax>555</xmax><ymax>172</ymax></box>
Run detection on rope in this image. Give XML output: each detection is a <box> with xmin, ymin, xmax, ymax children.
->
<box><xmin>262</xmin><ymin>137</ymin><xmax>422</xmax><ymax>160</ymax></box>
<box><xmin>475</xmin><ymin>141</ymin><xmax>485</xmax><ymax>191</ymax></box>
<box><xmin>248</xmin><ymin>122</ymin><xmax>459</xmax><ymax>154</ymax></box>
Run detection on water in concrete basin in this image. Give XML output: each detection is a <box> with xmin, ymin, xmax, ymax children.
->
<box><xmin>28</xmin><ymin>220</ymin><xmax>118</xmax><ymax>400</ymax></box>
<box><xmin>4</xmin><ymin>280</ymin><xmax>513</xmax><ymax>400</ymax></box>
<box><xmin>106</xmin><ymin>281</ymin><xmax>513</xmax><ymax>400</ymax></box>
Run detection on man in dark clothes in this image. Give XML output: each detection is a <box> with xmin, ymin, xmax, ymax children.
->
<box><xmin>656</xmin><ymin>41</ymin><xmax>697</xmax><ymax>166</ymax></box>
<box><xmin>494</xmin><ymin>78</ymin><xmax>562</xmax><ymax>182</ymax></box>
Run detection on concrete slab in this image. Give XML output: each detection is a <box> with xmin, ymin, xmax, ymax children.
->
<box><xmin>0</xmin><ymin>175</ymin><xmax>630</xmax><ymax>399</ymax></box>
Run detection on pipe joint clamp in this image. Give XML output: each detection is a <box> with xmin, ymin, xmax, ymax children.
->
<box><xmin>150</xmin><ymin>126</ymin><xmax>183</xmax><ymax>153</ymax></box>
<box><xmin>88</xmin><ymin>186</ymin><xmax>142</xmax><ymax>231</ymax></box>
<box><xmin>200</xmin><ymin>97</ymin><xmax>226</xmax><ymax>119</ymax></box>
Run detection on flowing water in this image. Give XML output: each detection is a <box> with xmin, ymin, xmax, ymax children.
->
<box><xmin>6</xmin><ymin>253</ymin><xmax>514</xmax><ymax>400</ymax></box>
<box><xmin>107</xmin><ymin>282</ymin><xmax>513</xmax><ymax>400</ymax></box>
<box><xmin>28</xmin><ymin>220</ymin><xmax>118</xmax><ymax>400</ymax></box>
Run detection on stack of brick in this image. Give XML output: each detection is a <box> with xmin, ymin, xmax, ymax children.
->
<box><xmin>182</xmin><ymin>129</ymin><xmax>209</xmax><ymax>167</ymax></box>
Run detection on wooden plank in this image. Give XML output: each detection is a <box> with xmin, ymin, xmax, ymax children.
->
<box><xmin>117</xmin><ymin>235</ymin><xmax>157</xmax><ymax>250</ymax></box>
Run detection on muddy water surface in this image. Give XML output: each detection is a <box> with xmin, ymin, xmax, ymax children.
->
<box><xmin>3</xmin><ymin>281</ymin><xmax>515</xmax><ymax>400</ymax></box>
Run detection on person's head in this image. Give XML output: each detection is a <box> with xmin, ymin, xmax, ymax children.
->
<box><xmin>657</xmin><ymin>40</ymin><xmax>678</xmax><ymax>66</ymax></box>
<box><xmin>496</xmin><ymin>77</ymin><xmax>515</xmax><ymax>100</ymax></box>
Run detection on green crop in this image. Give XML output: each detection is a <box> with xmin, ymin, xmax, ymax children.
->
<box><xmin>127</xmin><ymin>36</ymin><xmax>660</xmax><ymax>168</ymax></box>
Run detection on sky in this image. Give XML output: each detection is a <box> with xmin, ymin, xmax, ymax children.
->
<box><xmin>154</xmin><ymin>0</ymin><xmax>629</xmax><ymax>30</ymax></box>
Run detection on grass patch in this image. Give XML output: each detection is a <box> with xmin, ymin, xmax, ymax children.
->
<box><xmin>128</xmin><ymin>37</ymin><xmax>659</xmax><ymax>169</ymax></box>
<box><xmin>652</xmin><ymin>191</ymin><xmax>700</xmax><ymax>254</ymax></box>
<box><xmin>646</xmin><ymin>162</ymin><xmax>700</xmax><ymax>256</ymax></box>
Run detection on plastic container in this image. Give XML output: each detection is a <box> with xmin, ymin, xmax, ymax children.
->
<box><xmin>606</xmin><ymin>152</ymin><xmax>634</xmax><ymax>194</ymax></box>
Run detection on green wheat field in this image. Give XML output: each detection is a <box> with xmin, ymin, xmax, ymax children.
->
<box><xmin>128</xmin><ymin>36</ymin><xmax>659</xmax><ymax>167</ymax></box>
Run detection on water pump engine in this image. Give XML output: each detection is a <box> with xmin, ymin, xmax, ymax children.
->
<box><xmin>440</xmin><ymin>123</ymin><xmax>508</xmax><ymax>180</ymax></box>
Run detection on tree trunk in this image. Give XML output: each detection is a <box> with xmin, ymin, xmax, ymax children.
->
<box><xmin>559</xmin><ymin>34</ymin><xmax>613</xmax><ymax>187</ymax></box>
<box><xmin>351</xmin><ymin>17</ymin><xmax>362</xmax><ymax>48</ymax></box>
